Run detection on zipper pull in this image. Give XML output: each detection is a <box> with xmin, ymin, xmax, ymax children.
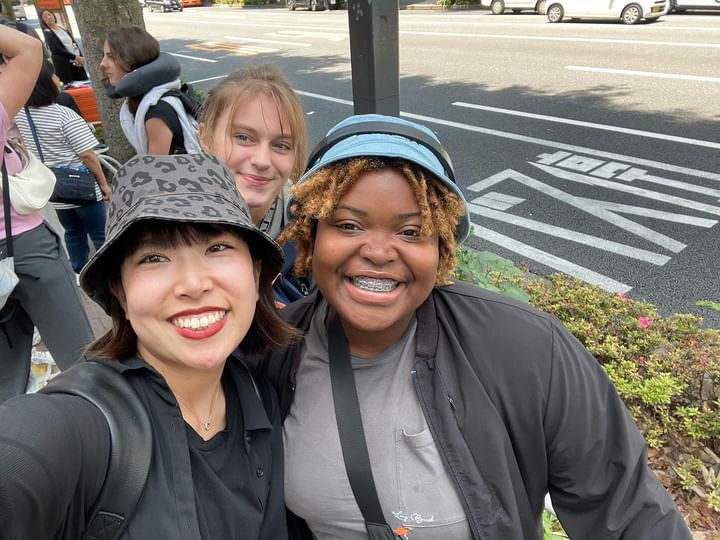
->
<box><xmin>447</xmin><ymin>393</ymin><xmax>456</xmax><ymax>411</ymax></box>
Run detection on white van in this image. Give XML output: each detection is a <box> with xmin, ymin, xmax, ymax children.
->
<box><xmin>670</xmin><ymin>0</ymin><xmax>720</xmax><ymax>11</ymax></box>
<box><xmin>482</xmin><ymin>0</ymin><xmax>547</xmax><ymax>14</ymax></box>
<box><xmin>546</xmin><ymin>0</ymin><xmax>666</xmax><ymax>23</ymax></box>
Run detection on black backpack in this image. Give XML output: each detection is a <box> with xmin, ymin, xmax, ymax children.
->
<box><xmin>40</xmin><ymin>362</ymin><xmax>152</xmax><ymax>540</ymax></box>
<box><xmin>162</xmin><ymin>82</ymin><xmax>203</xmax><ymax>121</ymax></box>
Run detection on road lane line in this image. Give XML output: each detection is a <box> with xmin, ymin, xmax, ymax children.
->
<box><xmin>295</xmin><ymin>90</ymin><xmax>354</xmax><ymax>106</ymax></box>
<box><xmin>168</xmin><ymin>52</ymin><xmax>217</xmax><ymax>63</ymax></box>
<box><xmin>565</xmin><ymin>65</ymin><xmax>720</xmax><ymax>83</ymax></box>
<box><xmin>468</xmin><ymin>203</ymin><xmax>671</xmax><ymax>265</ymax></box>
<box><xmin>399</xmin><ymin>31</ymin><xmax>720</xmax><ymax>48</ymax></box>
<box><xmin>223</xmin><ymin>35</ymin><xmax>312</xmax><ymax>47</ymax></box>
<box><xmin>470</xmin><ymin>224</ymin><xmax>632</xmax><ymax>293</ymax></box>
<box><xmin>281</xmin><ymin>90</ymin><xmax>720</xmax><ymax>182</ymax></box>
<box><xmin>532</xmin><ymin>163</ymin><xmax>720</xmax><ymax>217</ymax></box>
<box><xmin>452</xmin><ymin>102</ymin><xmax>720</xmax><ymax>151</ymax></box>
<box><xmin>187</xmin><ymin>75</ymin><xmax>226</xmax><ymax>84</ymax></box>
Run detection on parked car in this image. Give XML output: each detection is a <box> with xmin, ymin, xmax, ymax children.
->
<box><xmin>146</xmin><ymin>0</ymin><xmax>183</xmax><ymax>12</ymax></box>
<box><xmin>546</xmin><ymin>0</ymin><xmax>666</xmax><ymax>23</ymax></box>
<box><xmin>482</xmin><ymin>0</ymin><xmax>546</xmax><ymax>14</ymax></box>
<box><xmin>668</xmin><ymin>0</ymin><xmax>720</xmax><ymax>11</ymax></box>
<box><xmin>181</xmin><ymin>0</ymin><xmax>202</xmax><ymax>6</ymax></box>
<box><xmin>287</xmin><ymin>0</ymin><xmax>343</xmax><ymax>11</ymax></box>
<box><xmin>12</xmin><ymin>0</ymin><xmax>27</xmax><ymax>21</ymax></box>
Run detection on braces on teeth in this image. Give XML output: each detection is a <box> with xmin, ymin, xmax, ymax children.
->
<box><xmin>352</xmin><ymin>277</ymin><xmax>397</xmax><ymax>292</ymax></box>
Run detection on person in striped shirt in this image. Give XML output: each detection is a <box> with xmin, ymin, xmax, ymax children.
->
<box><xmin>15</xmin><ymin>61</ymin><xmax>111</xmax><ymax>275</ymax></box>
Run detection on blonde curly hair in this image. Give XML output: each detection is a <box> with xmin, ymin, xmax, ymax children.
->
<box><xmin>280</xmin><ymin>157</ymin><xmax>466</xmax><ymax>286</ymax></box>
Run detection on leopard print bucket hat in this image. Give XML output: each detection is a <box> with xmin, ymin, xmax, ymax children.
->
<box><xmin>79</xmin><ymin>153</ymin><xmax>284</xmax><ymax>314</ymax></box>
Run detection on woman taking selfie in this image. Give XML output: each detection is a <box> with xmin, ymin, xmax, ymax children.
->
<box><xmin>0</xmin><ymin>153</ymin><xmax>296</xmax><ymax>538</ymax></box>
<box><xmin>200</xmin><ymin>64</ymin><xmax>309</xmax><ymax>305</ymax></box>
<box><xmin>263</xmin><ymin>114</ymin><xmax>691</xmax><ymax>539</ymax></box>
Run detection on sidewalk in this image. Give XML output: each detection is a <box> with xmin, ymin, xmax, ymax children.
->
<box><xmin>28</xmin><ymin>208</ymin><xmax>110</xmax><ymax>392</ymax></box>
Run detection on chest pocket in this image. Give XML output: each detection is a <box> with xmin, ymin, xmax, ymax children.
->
<box><xmin>394</xmin><ymin>426</ymin><xmax>469</xmax><ymax>530</ymax></box>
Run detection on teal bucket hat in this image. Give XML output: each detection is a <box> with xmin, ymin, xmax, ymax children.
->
<box><xmin>291</xmin><ymin>114</ymin><xmax>471</xmax><ymax>242</ymax></box>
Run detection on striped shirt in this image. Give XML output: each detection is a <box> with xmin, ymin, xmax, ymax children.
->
<box><xmin>15</xmin><ymin>104</ymin><xmax>102</xmax><ymax>209</ymax></box>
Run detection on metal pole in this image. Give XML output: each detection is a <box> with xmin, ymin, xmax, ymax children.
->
<box><xmin>347</xmin><ymin>0</ymin><xmax>400</xmax><ymax>116</ymax></box>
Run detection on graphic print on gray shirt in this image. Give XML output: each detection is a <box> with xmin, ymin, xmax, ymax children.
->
<box><xmin>284</xmin><ymin>301</ymin><xmax>472</xmax><ymax>539</ymax></box>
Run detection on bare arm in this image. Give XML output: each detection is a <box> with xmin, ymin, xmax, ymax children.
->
<box><xmin>78</xmin><ymin>150</ymin><xmax>111</xmax><ymax>201</ymax></box>
<box><xmin>0</xmin><ymin>25</ymin><xmax>43</xmax><ymax>119</ymax></box>
<box><xmin>145</xmin><ymin>117</ymin><xmax>173</xmax><ymax>155</ymax></box>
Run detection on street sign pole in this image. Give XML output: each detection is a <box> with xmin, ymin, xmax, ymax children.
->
<box><xmin>347</xmin><ymin>0</ymin><xmax>400</xmax><ymax>116</ymax></box>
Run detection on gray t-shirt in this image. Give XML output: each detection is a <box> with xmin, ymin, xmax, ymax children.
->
<box><xmin>284</xmin><ymin>301</ymin><xmax>472</xmax><ymax>539</ymax></box>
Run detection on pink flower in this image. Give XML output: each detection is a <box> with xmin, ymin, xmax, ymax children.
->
<box><xmin>638</xmin><ymin>316</ymin><xmax>653</xmax><ymax>329</ymax></box>
<box><xmin>616</xmin><ymin>292</ymin><xmax>629</xmax><ymax>302</ymax></box>
<box><xmin>638</xmin><ymin>355</ymin><xmax>646</xmax><ymax>364</ymax></box>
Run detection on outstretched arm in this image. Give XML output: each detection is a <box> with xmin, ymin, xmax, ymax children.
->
<box><xmin>0</xmin><ymin>394</ymin><xmax>110</xmax><ymax>537</ymax></box>
<box><xmin>0</xmin><ymin>24</ymin><xmax>43</xmax><ymax>119</ymax></box>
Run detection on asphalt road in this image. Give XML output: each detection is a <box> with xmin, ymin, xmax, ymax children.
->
<box><xmin>140</xmin><ymin>6</ymin><xmax>720</xmax><ymax>326</ymax></box>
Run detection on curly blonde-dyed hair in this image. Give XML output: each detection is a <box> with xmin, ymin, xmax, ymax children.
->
<box><xmin>280</xmin><ymin>157</ymin><xmax>466</xmax><ymax>286</ymax></box>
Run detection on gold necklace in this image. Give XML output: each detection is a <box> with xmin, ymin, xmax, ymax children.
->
<box><xmin>176</xmin><ymin>381</ymin><xmax>222</xmax><ymax>432</ymax></box>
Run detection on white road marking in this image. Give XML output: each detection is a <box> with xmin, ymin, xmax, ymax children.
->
<box><xmin>566</xmin><ymin>65</ymin><xmax>720</xmax><ymax>84</ymax></box>
<box><xmin>532</xmin><ymin>163</ymin><xmax>720</xmax><ymax>217</ymax></box>
<box><xmin>295</xmin><ymin>90</ymin><xmax>354</xmax><ymax>106</ymax></box>
<box><xmin>468</xmin><ymin>202</ymin><xmax>671</xmax><ymax>265</ymax></box>
<box><xmin>587</xmin><ymin>200</ymin><xmax>717</xmax><ymax>227</ymax></box>
<box><xmin>400</xmin><ymin>30</ymin><xmax>720</xmax><ymax>49</ymax></box>
<box><xmin>270</xmin><ymin>30</ymin><xmax>348</xmax><ymax>42</ymax></box>
<box><xmin>168</xmin><ymin>52</ymin><xmax>217</xmax><ymax>63</ymax></box>
<box><xmin>616</xmin><ymin>168</ymin><xmax>720</xmax><ymax>199</ymax></box>
<box><xmin>223</xmin><ymin>35</ymin><xmax>312</xmax><ymax>47</ymax></box>
<box><xmin>471</xmin><ymin>223</ymin><xmax>632</xmax><ymax>293</ymax></box>
<box><xmin>187</xmin><ymin>74</ymin><xmax>226</xmax><ymax>84</ymax></box>
<box><xmin>291</xmin><ymin>89</ymin><xmax>720</xmax><ymax>182</ymax></box>
<box><xmin>452</xmin><ymin>102</ymin><xmax>720</xmax><ymax>151</ymax></box>
<box><xmin>470</xmin><ymin>169</ymin><xmax>687</xmax><ymax>252</ymax></box>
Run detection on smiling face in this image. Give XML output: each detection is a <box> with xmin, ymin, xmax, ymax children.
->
<box><xmin>113</xmin><ymin>231</ymin><xmax>260</xmax><ymax>374</ymax></box>
<box><xmin>312</xmin><ymin>168</ymin><xmax>440</xmax><ymax>357</ymax></box>
<box><xmin>202</xmin><ymin>94</ymin><xmax>295</xmax><ymax>226</ymax></box>
<box><xmin>99</xmin><ymin>40</ymin><xmax>128</xmax><ymax>87</ymax></box>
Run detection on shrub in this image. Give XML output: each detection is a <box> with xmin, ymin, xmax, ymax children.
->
<box><xmin>454</xmin><ymin>250</ymin><xmax>720</xmax><ymax>531</ymax></box>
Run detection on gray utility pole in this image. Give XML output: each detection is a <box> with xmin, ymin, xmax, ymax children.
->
<box><xmin>347</xmin><ymin>0</ymin><xmax>400</xmax><ymax>116</ymax></box>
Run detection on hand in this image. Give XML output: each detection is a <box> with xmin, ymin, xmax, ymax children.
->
<box><xmin>75</xmin><ymin>55</ymin><xmax>85</xmax><ymax>66</ymax></box>
<box><xmin>100</xmin><ymin>183</ymin><xmax>111</xmax><ymax>201</ymax></box>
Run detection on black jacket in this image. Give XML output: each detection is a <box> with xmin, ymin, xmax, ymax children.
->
<box><xmin>0</xmin><ymin>355</ymin><xmax>287</xmax><ymax>540</ymax></box>
<box><xmin>262</xmin><ymin>282</ymin><xmax>691</xmax><ymax>539</ymax></box>
<box><xmin>42</xmin><ymin>28</ymin><xmax>87</xmax><ymax>84</ymax></box>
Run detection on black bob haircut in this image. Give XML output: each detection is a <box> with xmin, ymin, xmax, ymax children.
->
<box><xmin>27</xmin><ymin>60</ymin><xmax>59</xmax><ymax>108</ymax></box>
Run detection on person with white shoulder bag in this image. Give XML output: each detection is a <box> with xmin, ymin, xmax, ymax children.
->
<box><xmin>0</xmin><ymin>22</ymin><xmax>94</xmax><ymax>404</ymax></box>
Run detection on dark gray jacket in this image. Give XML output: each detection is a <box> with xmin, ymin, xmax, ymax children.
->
<box><xmin>0</xmin><ymin>356</ymin><xmax>287</xmax><ymax>540</ymax></box>
<box><xmin>262</xmin><ymin>281</ymin><xmax>691</xmax><ymax>539</ymax></box>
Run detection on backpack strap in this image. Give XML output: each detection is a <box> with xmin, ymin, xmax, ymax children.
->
<box><xmin>162</xmin><ymin>87</ymin><xmax>201</xmax><ymax>120</ymax></box>
<box><xmin>40</xmin><ymin>362</ymin><xmax>152</xmax><ymax>540</ymax></box>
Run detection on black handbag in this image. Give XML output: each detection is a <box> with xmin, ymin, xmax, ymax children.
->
<box><xmin>24</xmin><ymin>106</ymin><xmax>97</xmax><ymax>205</ymax></box>
<box><xmin>328</xmin><ymin>313</ymin><xmax>406</xmax><ymax>540</ymax></box>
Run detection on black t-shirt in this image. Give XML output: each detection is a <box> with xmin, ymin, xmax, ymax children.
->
<box><xmin>145</xmin><ymin>99</ymin><xmax>186</xmax><ymax>155</ymax></box>
<box><xmin>188</xmin><ymin>373</ymin><xmax>275</xmax><ymax>540</ymax></box>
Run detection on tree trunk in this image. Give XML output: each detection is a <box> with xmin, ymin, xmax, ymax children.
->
<box><xmin>1</xmin><ymin>0</ymin><xmax>15</xmax><ymax>21</ymax></box>
<box><xmin>72</xmin><ymin>0</ymin><xmax>145</xmax><ymax>164</ymax></box>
